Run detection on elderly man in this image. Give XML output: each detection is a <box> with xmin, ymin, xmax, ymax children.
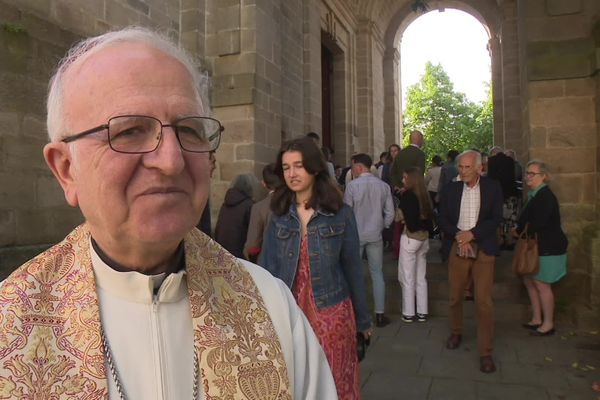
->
<box><xmin>0</xmin><ymin>27</ymin><xmax>336</xmax><ymax>399</ymax></box>
<box><xmin>438</xmin><ymin>150</ymin><xmax>503</xmax><ymax>373</ymax></box>
<box><xmin>344</xmin><ymin>153</ymin><xmax>395</xmax><ymax>327</ymax></box>
<box><xmin>390</xmin><ymin>130</ymin><xmax>426</xmax><ymax>191</ymax></box>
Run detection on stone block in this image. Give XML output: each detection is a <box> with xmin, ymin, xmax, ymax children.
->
<box><xmin>8</xmin><ymin>0</ymin><xmax>51</xmax><ymax>19</ymax></box>
<box><xmin>219</xmin><ymin>160</ymin><xmax>254</xmax><ymax>181</ymax></box>
<box><xmin>581</xmin><ymin>173</ymin><xmax>596</xmax><ymax>203</ymax></box>
<box><xmin>529</xmin><ymin>97</ymin><xmax>595</xmax><ymax>127</ymax></box>
<box><xmin>220</xmin><ymin>118</ymin><xmax>254</xmax><ymax>143</ymax></box>
<box><xmin>528</xmin><ymin>80</ymin><xmax>563</xmax><ymax>98</ymax></box>
<box><xmin>0</xmin><ymin>1</ymin><xmax>21</xmax><ymax>23</ymax></box>
<box><xmin>564</xmin><ymin>77</ymin><xmax>595</xmax><ymax>96</ymax></box>
<box><xmin>217</xmin><ymin>4</ymin><xmax>241</xmax><ymax>31</ymax></box>
<box><xmin>214</xmin><ymin>53</ymin><xmax>256</xmax><ymax>75</ymax></box>
<box><xmin>528</xmin><ymin>147</ymin><xmax>595</xmax><ymax>174</ymax></box>
<box><xmin>241</xmin><ymin>29</ymin><xmax>256</xmax><ymax>51</ymax></box>
<box><xmin>550</xmin><ymin>174</ymin><xmax>582</xmax><ymax>203</ymax></box>
<box><xmin>49</xmin><ymin>207</ymin><xmax>84</xmax><ymax>240</ymax></box>
<box><xmin>529</xmin><ymin>127</ymin><xmax>546</xmax><ymax>147</ymax></box>
<box><xmin>218</xmin><ymin>30</ymin><xmax>241</xmax><ymax>56</ymax></box>
<box><xmin>126</xmin><ymin>0</ymin><xmax>150</xmax><ymax>15</ymax></box>
<box><xmin>547</xmin><ymin>126</ymin><xmax>596</xmax><ymax>147</ymax></box>
<box><xmin>0</xmin><ymin>28</ymin><xmax>32</xmax><ymax>75</ymax></box>
<box><xmin>50</xmin><ymin>1</ymin><xmax>103</xmax><ymax>37</ymax></box>
<box><xmin>105</xmin><ymin>1</ymin><xmax>142</xmax><ymax>28</ymax></box>
<box><xmin>235</xmin><ymin>142</ymin><xmax>274</xmax><ymax>163</ymax></box>
<box><xmin>180</xmin><ymin>8</ymin><xmax>201</xmax><ymax>32</ymax></box>
<box><xmin>546</xmin><ymin>0</ymin><xmax>582</xmax><ymax>15</ymax></box>
<box><xmin>22</xmin><ymin>114</ymin><xmax>47</xmax><ymax>139</ymax></box>
<box><xmin>212</xmin><ymin>86</ymin><xmax>254</xmax><ymax>107</ymax></box>
<box><xmin>0</xmin><ymin>209</ymin><xmax>15</xmax><ymax>246</ymax></box>
<box><xmin>213</xmin><ymin>104</ymin><xmax>254</xmax><ymax>120</ymax></box>
<box><xmin>527</xmin><ymin>15</ymin><xmax>589</xmax><ymax>42</ymax></box>
<box><xmin>0</xmin><ymin>72</ymin><xmax>46</xmax><ymax>116</ymax></box>
<box><xmin>3</xmin><ymin>136</ymin><xmax>47</xmax><ymax>171</ymax></box>
<box><xmin>35</xmin><ymin>174</ymin><xmax>66</xmax><ymax>208</ymax></box>
<box><xmin>0</xmin><ymin>111</ymin><xmax>20</xmax><ymax>137</ymax></box>
<box><xmin>15</xmin><ymin>208</ymin><xmax>54</xmax><ymax>245</ymax></box>
<box><xmin>528</xmin><ymin>39</ymin><xmax>594</xmax><ymax>81</ymax></box>
<box><xmin>0</xmin><ymin>171</ymin><xmax>35</xmax><ymax>208</ymax></box>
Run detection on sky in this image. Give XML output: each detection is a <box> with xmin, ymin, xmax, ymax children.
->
<box><xmin>400</xmin><ymin>9</ymin><xmax>491</xmax><ymax>107</ymax></box>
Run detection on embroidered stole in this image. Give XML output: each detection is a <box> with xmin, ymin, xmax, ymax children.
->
<box><xmin>0</xmin><ymin>224</ymin><xmax>290</xmax><ymax>399</ymax></box>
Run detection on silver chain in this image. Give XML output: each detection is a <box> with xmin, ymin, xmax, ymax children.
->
<box><xmin>101</xmin><ymin>329</ymin><xmax>199</xmax><ymax>400</ymax></box>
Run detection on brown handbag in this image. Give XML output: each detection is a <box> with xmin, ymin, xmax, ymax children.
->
<box><xmin>512</xmin><ymin>224</ymin><xmax>540</xmax><ymax>276</ymax></box>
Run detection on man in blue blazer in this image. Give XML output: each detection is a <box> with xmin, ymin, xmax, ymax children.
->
<box><xmin>438</xmin><ymin>150</ymin><xmax>503</xmax><ymax>373</ymax></box>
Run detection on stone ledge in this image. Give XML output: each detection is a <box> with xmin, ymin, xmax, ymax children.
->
<box><xmin>0</xmin><ymin>243</ymin><xmax>52</xmax><ymax>280</ymax></box>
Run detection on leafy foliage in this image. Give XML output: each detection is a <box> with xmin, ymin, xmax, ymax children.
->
<box><xmin>403</xmin><ymin>62</ymin><xmax>493</xmax><ymax>162</ymax></box>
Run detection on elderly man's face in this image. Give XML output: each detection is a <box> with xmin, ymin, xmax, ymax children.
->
<box><xmin>47</xmin><ymin>43</ymin><xmax>211</xmax><ymax>251</ymax></box>
<box><xmin>458</xmin><ymin>152</ymin><xmax>482</xmax><ymax>186</ymax></box>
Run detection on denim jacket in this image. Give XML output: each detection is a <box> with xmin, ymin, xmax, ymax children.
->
<box><xmin>261</xmin><ymin>204</ymin><xmax>372</xmax><ymax>332</ymax></box>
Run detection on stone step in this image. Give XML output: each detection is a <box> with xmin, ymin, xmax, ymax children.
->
<box><xmin>363</xmin><ymin>239</ymin><xmax>532</xmax><ymax>322</ymax></box>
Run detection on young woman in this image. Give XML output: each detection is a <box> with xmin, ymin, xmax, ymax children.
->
<box><xmin>514</xmin><ymin>160</ymin><xmax>568</xmax><ymax>336</ymax></box>
<box><xmin>398</xmin><ymin>167</ymin><xmax>434</xmax><ymax>323</ymax></box>
<box><xmin>262</xmin><ymin>137</ymin><xmax>372</xmax><ymax>399</ymax></box>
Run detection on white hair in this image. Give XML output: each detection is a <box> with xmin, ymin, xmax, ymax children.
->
<box><xmin>46</xmin><ymin>26</ymin><xmax>210</xmax><ymax>142</ymax></box>
<box><xmin>456</xmin><ymin>150</ymin><xmax>482</xmax><ymax>167</ymax></box>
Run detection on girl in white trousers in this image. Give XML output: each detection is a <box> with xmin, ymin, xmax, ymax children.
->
<box><xmin>397</xmin><ymin>167</ymin><xmax>433</xmax><ymax>322</ymax></box>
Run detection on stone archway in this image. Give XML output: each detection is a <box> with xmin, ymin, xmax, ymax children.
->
<box><xmin>380</xmin><ymin>0</ymin><xmax>520</xmax><ymax>154</ymax></box>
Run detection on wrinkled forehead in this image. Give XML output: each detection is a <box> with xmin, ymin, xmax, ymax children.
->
<box><xmin>62</xmin><ymin>43</ymin><xmax>202</xmax><ymax>121</ymax></box>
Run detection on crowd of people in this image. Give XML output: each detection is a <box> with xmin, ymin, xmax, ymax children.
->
<box><xmin>0</xmin><ymin>25</ymin><xmax>580</xmax><ymax>400</ymax></box>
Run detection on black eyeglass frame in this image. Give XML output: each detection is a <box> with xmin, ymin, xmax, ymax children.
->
<box><xmin>61</xmin><ymin>115</ymin><xmax>224</xmax><ymax>154</ymax></box>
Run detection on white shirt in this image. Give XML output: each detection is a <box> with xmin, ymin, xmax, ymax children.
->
<box><xmin>91</xmin><ymin>240</ymin><xmax>337</xmax><ymax>399</ymax></box>
<box><xmin>457</xmin><ymin>179</ymin><xmax>481</xmax><ymax>231</ymax></box>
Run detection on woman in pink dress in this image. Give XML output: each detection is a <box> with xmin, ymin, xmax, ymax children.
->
<box><xmin>262</xmin><ymin>137</ymin><xmax>372</xmax><ymax>399</ymax></box>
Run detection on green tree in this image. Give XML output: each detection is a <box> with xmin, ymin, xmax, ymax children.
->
<box><xmin>403</xmin><ymin>62</ymin><xmax>493</xmax><ymax>162</ymax></box>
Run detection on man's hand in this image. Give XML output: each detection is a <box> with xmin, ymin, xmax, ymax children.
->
<box><xmin>455</xmin><ymin>230</ymin><xmax>474</xmax><ymax>245</ymax></box>
<box><xmin>457</xmin><ymin>242</ymin><xmax>476</xmax><ymax>258</ymax></box>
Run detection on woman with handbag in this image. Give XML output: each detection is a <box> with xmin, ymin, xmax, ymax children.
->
<box><xmin>513</xmin><ymin>160</ymin><xmax>568</xmax><ymax>336</ymax></box>
<box><xmin>261</xmin><ymin>137</ymin><xmax>372</xmax><ymax>399</ymax></box>
<box><xmin>397</xmin><ymin>167</ymin><xmax>434</xmax><ymax>323</ymax></box>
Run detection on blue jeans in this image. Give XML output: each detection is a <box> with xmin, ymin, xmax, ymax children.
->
<box><xmin>360</xmin><ymin>240</ymin><xmax>385</xmax><ymax>314</ymax></box>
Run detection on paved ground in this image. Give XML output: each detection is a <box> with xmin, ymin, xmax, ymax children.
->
<box><xmin>359</xmin><ymin>243</ymin><xmax>600</xmax><ymax>400</ymax></box>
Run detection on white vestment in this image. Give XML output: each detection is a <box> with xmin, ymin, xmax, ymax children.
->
<box><xmin>91</xmin><ymin>240</ymin><xmax>337</xmax><ymax>399</ymax></box>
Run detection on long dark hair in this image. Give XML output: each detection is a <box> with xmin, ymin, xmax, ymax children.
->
<box><xmin>271</xmin><ymin>137</ymin><xmax>343</xmax><ymax>216</ymax></box>
<box><xmin>404</xmin><ymin>166</ymin><xmax>433</xmax><ymax>220</ymax></box>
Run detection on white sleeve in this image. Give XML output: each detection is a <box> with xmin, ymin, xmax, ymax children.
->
<box><xmin>239</xmin><ymin>260</ymin><xmax>338</xmax><ymax>400</ymax></box>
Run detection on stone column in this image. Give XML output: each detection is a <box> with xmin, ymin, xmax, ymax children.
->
<box><xmin>488</xmin><ymin>35</ymin><xmax>504</xmax><ymax>149</ymax></box>
<box><xmin>383</xmin><ymin>46</ymin><xmax>401</xmax><ymax>147</ymax></box>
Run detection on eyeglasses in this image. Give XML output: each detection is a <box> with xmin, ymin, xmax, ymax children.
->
<box><xmin>525</xmin><ymin>171</ymin><xmax>543</xmax><ymax>177</ymax></box>
<box><xmin>61</xmin><ymin>115</ymin><xmax>224</xmax><ymax>154</ymax></box>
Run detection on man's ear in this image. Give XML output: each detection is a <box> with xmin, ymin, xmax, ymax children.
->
<box><xmin>43</xmin><ymin>142</ymin><xmax>79</xmax><ymax>207</ymax></box>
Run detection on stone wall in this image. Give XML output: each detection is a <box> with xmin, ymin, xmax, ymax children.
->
<box><xmin>523</xmin><ymin>0</ymin><xmax>600</xmax><ymax>328</ymax></box>
<box><xmin>0</xmin><ymin>0</ymin><xmax>186</xmax><ymax>278</ymax></box>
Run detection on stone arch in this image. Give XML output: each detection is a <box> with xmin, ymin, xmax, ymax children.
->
<box><xmin>380</xmin><ymin>1</ymin><xmax>519</xmax><ymax>155</ymax></box>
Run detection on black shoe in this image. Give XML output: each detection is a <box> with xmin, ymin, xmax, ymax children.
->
<box><xmin>521</xmin><ymin>322</ymin><xmax>541</xmax><ymax>331</ymax></box>
<box><xmin>416</xmin><ymin>313</ymin><xmax>427</xmax><ymax>322</ymax></box>
<box><xmin>530</xmin><ymin>328</ymin><xmax>555</xmax><ymax>337</ymax></box>
<box><xmin>375</xmin><ymin>313</ymin><xmax>391</xmax><ymax>327</ymax></box>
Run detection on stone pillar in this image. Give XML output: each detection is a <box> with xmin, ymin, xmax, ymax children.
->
<box><xmin>302</xmin><ymin>0</ymin><xmax>322</xmax><ymax>137</ymax></box>
<box><xmin>383</xmin><ymin>47</ymin><xmax>401</xmax><ymax>148</ymax></box>
<box><xmin>500</xmin><ymin>0</ymin><xmax>523</xmax><ymax>153</ymax></box>
<box><xmin>488</xmin><ymin>36</ymin><xmax>504</xmax><ymax>149</ymax></box>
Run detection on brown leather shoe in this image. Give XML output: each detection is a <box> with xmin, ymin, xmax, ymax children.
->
<box><xmin>445</xmin><ymin>334</ymin><xmax>462</xmax><ymax>350</ymax></box>
<box><xmin>480</xmin><ymin>355</ymin><xmax>496</xmax><ymax>373</ymax></box>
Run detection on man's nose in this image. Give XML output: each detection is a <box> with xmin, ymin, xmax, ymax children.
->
<box><xmin>143</xmin><ymin>127</ymin><xmax>185</xmax><ymax>174</ymax></box>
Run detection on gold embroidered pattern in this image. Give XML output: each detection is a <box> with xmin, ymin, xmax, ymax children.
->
<box><xmin>0</xmin><ymin>226</ymin><xmax>106</xmax><ymax>399</ymax></box>
<box><xmin>185</xmin><ymin>229</ymin><xmax>291</xmax><ymax>400</ymax></box>
<box><xmin>1</xmin><ymin>224</ymin><xmax>290</xmax><ymax>399</ymax></box>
